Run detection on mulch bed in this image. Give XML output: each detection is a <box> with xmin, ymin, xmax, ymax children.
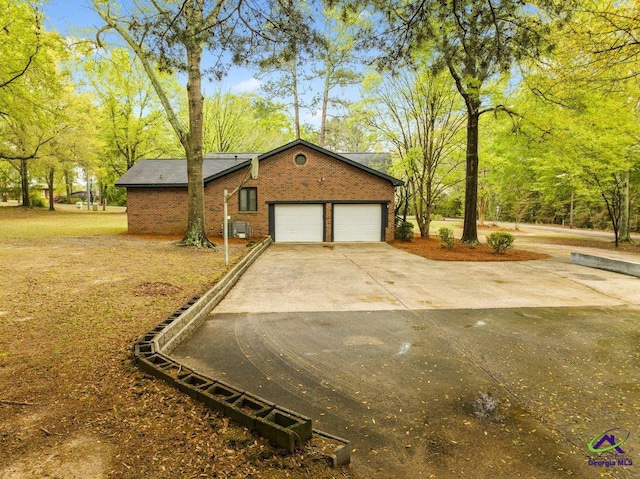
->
<box><xmin>390</xmin><ymin>236</ymin><xmax>550</xmax><ymax>261</ymax></box>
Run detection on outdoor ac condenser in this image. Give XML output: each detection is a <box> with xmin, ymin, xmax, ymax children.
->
<box><xmin>225</xmin><ymin>221</ymin><xmax>252</xmax><ymax>238</ymax></box>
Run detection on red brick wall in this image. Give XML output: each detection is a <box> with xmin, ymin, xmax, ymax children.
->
<box><xmin>126</xmin><ymin>187</ymin><xmax>188</xmax><ymax>235</ymax></box>
<box><xmin>126</xmin><ymin>145</ymin><xmax>397</xmax><ymax>240</ymax></box>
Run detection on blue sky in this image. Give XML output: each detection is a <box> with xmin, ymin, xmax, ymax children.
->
<box><xmin>41</xmin><ymin>0</ymin><xmax>265</xmax><ymax>95</ymax></box>
<box><xmin>40</xmin><ymin>1</ymin><xmax>368</xmax><ymax>127</ymax></box>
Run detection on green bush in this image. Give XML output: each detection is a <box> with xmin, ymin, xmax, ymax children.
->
<box><xmin>29</xmin><ymin>194</ymin><xmax>46</xmax><ymax>208</ymax></box>
<box><xmin>486</xmin><ymin>232</ymin><xmax>515</xmax><ymax>254</ymax></box>
<box><xmin>438</xmin><ymin>227</ymin><xmax>455</xmax><ymax>250</ymax></box>
<box><xmin>395</xmin><ymin>221</ymin><xmax>414</xmax><ymax>241</ymax></box>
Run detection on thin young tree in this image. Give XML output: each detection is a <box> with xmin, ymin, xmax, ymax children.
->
<box><xmin>359</xmin><ymin>66</ymin><xmax>466</xmax><ymax>237</ymax></box>
<box><xmin>311</xmin><ymin>5</ymin><xmax>363</xmax><ymax>147</ymax></box>
<box><xmin>255</xmin><ymin>0</ymin><xmax>318</xmax><ymax>140</ymax></box>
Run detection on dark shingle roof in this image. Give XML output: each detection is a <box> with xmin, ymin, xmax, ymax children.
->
<box><xmin>115</xmin><ymin>157</ymin><xmax>256</xmax><ymax>187</ymax></box>
<box><xmin>340</xmin><ymin>152</ymin><xmax>392</xmax><ymax>172</ymax></box>
<box><xmin>115</xmin><ymin>140</ymin><xmax>401</xmax><ymax>187</ymax></box>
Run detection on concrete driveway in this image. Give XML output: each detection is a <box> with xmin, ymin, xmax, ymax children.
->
<box><xmin>173</xmin><ymin>243</ymin><xmax>640</xmax><ymax>478</ymax></box>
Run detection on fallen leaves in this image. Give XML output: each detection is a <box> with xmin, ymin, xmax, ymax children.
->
<box><xmin>0</xmin><ymin>227</ymin><xmax>343</xmax><ymax>479</ymax></box>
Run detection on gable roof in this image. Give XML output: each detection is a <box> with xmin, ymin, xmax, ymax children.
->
<box><xmin>115</xmin><ymin>139</ymin><xmax>402</xmax><ymax>187</ymax></box>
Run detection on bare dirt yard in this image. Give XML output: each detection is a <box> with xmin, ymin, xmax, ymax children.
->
<box><xmin>0</xmin><ymin>206</ymin><xmax>343</xmax><ymax>479</ymax></box>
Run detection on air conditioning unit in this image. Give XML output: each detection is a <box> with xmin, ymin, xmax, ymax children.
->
<box><xmin>225</xmin><ymin>221</ymin><xmax>252</xmax><ymax>238</ymax></box>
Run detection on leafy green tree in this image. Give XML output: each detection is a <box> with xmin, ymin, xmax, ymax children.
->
<box><xmin>503</xmin><ymin>75</ymin><xmax>637</xmax><ymax>243</ymax></box>
<box><xmin>0</xmin><ymin>0</ymin><xmax>42</xmax><ymax>104</ymax></box>
<box><xmin>202</xmin><ymin>91</ymin><xmax>292</xmax><ymax>152</ymax></box>
<box><xmin>84</xmin><ymin>47</ymin><xmax>179</xmax><ymax>177</ymax></box>
<box><xmin>358</xmin><ymin>66</ymin><xmax>466</xmax><ymax>237</ymax></box>
<box><xmin>314</xmin><ymin>116</ymin><xmax>378</xmax><ymax>153</ymax></box>
<box><xmin>42</xmin><ymin>91</ymin><xmax>101</xmax><ymax>209</ymax></box>
<box><xmin>352</xmin><ymin>0</ymin><xmax>567</xmax><ymax>243</ymax></box>
<box><xmin>0</xmin><ymin>0</ymin><xmax>44</xmax><ymax>199</ymax></box>
<box><xmin>512</xmin><ymin>3</ymin><xmax>640</xmax><ymax>242</ymax></box>
<box><xmin>576</xmin><ymin>0</ymin><xmax>640</xmax><ymax>82</ymax></box>
<box><xmin>1</xmin><ymin>2</ymin><xmax>67</xmax><ymax>207</ymax></box>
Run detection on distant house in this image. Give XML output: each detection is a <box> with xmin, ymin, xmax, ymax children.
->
<box><xmin>115</xmin><ymin>139</ymin><xmax>402</xmax><ymax>242</ymax></box>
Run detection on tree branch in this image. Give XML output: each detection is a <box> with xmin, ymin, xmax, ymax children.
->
<box><xmin>94</xmin><ymin>3</ymin><xmax>188</xmax><ymax>145</ymax></box>
<box><xmin>0</xmin><ymin>136</ymin><xmax>53</xmax><ymax>161</ymax></box>
<box><xmin>0</xmin><ymin>6</ymin><xmax>41</xmax><ymax>89</ymax></box>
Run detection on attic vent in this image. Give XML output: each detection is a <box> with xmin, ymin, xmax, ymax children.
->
<box><xmin>294</xmin><ymin>153</ymin><xmax>307</xmax><ymax>166</ymax></box>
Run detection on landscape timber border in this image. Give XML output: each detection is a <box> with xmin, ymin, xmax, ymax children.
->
<box><xmin>132</xmin><ymin>236</ymin><xmax>351</xmax><ymax>467</ymax></box>
<box><xmin>570</xmin><ymin>252</ymin><xmax>640</xmax><ymax>278</ymax></box>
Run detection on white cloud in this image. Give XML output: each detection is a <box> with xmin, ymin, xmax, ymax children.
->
<box><xmin>302</xmin><ymin>110</ymin><xmax>322</xmax><ymax>126</ymax></box>
<box><xmin>233</xmin><ymin>78</ymin><xmax>262</xmax><ymax>92</ymax></box>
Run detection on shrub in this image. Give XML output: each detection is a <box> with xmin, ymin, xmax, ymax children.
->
<box><xmin>486</xmin><ymin>231</ymin><xmax>514</xmax><ymax>254</ymax></box>
<box><xmin>395</xmin><ymin>221</ymin><xmax>414</xmax><ymax>241</ymax></box>
<box><xmin>438</xmin><ymin>227</ymin><xmax>455</xmax><ymax>250</ymax></box>
<box><xmin>29</xmin><ymin>194</ymin><xmax>46</xmax><ymax>208</ymax></box>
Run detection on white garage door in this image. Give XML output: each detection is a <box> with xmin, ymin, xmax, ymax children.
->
<box><xmin>274</xmin><ymin>204</ymin><xmax>324</xmax><ymax>242</ymax></box>
<box><xmin>333</xmin><ymin>204</ymin><xmax>383</xmax><ymax>242</ymax></box>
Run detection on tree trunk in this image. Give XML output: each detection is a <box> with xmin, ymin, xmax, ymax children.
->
<box><xmin>20</xmin><ymin>159</ymin><xmax>30</xmax><ymax>207</ymax></box>
<box><xmin>95</xmin><ymin>2</ymin><xmax>215</xmax><ymax>247</ymax></box>
<box><xmin>64</xmin><ymin>169</ymin><xmax>72</xmax><ymax>203</ymax></box>
<box><xmin>423</xmin><ymin>202</ymin><xmax>432</xmax><ymax>238</ymax></box>
<box><xmin>619</xmin><ymin>170</ymin><xmax>632</xmax><ymax>243</ymax></box>
<box><xmin>101</xmin><ymin>184</ymin><xmax>107</xmax><ymax>211</ymax></box>
<box><xmin>461</xmin><ymin>108</ymin><xmax>480</xmax><ymax>243</ymax></box>
<box><xmin>319</xmin><ymin>70</ymin><xmax>330</xmax><ymax>147</ymax></box>
<box><xmin>423</xmin><ymin>178</ymin><xmax>432</xmax><ymax>238</ymax></box>
<box><xmin>569</xmin><ymin>190</ymin><xmax>574</xmax><ymax>228</ymax></box>
<box><xmin>48</xmin><ymin>167</ymin><xmax>55</xmax><ymax>211</ymax></box>
<box><xmin>179</xmin><ymin>7</ymin><xmax>213</xmax><ymax>248</ymax></box>
<box><xmin>292</xmin><ymin>61</ymin><xmax>301</xmax><ymax>140</ymax></box>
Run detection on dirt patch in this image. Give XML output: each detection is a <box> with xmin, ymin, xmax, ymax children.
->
<box><xmin>0</xmin><ymin>434</ymin><xmax>112</xmax><ymax>479</ymax></box>
<box><xmin>133</xmin><ymin>282</ymin><xmax>183</xmax><ymax>296</ymax></box>
<box><xmin>390</xmin><ymin>235</ymin><xmax>550</xmax><ymax>261</ymax></box>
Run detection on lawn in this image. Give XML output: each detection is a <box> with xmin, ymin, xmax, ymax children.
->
<box><xmin>0</xmin><ymin>206</ymin><xmax>341</xmax><ymax>479</ymax></box>
<box><xmin>0</xmin><ymin>203</ymin><xmax>128</xmax><ymax>237</ymax></box>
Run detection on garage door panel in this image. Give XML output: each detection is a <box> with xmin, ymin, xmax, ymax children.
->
<box><xmin>333</xmin><ymin>204</ymin><xmax>383</xmax><ymax>242</ymax></box>
<box><xmin>275</xmin><ymin>204</ymin><xmax>324</xmax><ymax>242</ymax></box>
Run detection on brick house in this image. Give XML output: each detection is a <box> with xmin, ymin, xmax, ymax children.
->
<box><xmin>115</xmin><ymin>139</ymin><xmax>402</xmax><ymax>242</ymax></box>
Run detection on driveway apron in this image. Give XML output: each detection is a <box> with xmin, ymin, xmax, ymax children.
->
<box><xmin>173</xmin><ymin>243</ymin><xmax>640</xmax><ymax>479</ymax></box>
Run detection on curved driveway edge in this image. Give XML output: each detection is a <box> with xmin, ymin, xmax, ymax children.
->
<box><xmin>132</xmin><ymin>237</ymin><xmax>351</xmax><ymax>466</ymax></box>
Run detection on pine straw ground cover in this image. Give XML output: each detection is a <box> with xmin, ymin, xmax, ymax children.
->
<box><xmin>390</xmin><ymin>223</ymin><xmax>639</xmax><ymax>261</ymax></box>
<box><xmin>0</xmin><ymin>206</ymin><xmax>344</xmax><ymax>479</ymax></box>
<box><xmin>390</xmin><ymin>229</ymin><xmax>550</xmax><ymax>261</ymax></box>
